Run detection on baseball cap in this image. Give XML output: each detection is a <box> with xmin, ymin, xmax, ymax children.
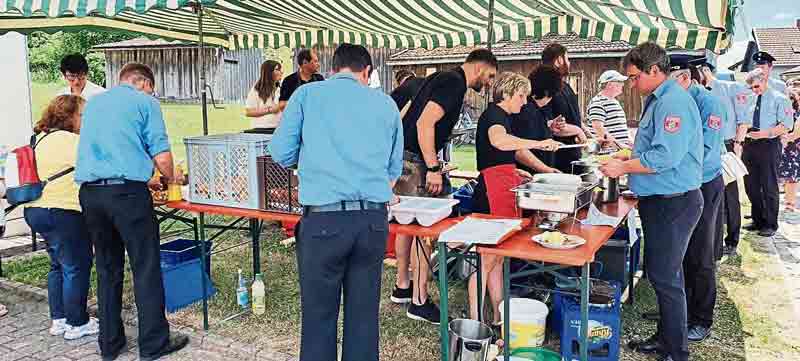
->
<box><xmin>598</xmin><ymin>70</ymin><xmax>628</xmax><ymax>84</ymax></box>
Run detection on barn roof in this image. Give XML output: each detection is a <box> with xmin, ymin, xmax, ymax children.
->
<box><xmin>752</xmin><ymin>27</ymin><xmax>800</xmax><ymax>67</ymax></box>
<box><xmin>92</xmin><ymin>37</ymin><xmax>199</xmax><ymax>51</ymax></box>
<box><xmin>387</xmin><ymin>33</ymin><xmax>633</xmax><ymax>65</ymax></box>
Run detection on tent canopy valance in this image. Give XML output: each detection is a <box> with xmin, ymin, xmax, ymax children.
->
<box><xmin>1</xmin><ymin>0</ymin><xmax>737</xmax><ymax>53</ymax></box>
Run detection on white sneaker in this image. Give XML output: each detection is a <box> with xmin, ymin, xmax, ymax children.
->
<box><xmin>63</xmin><ymin>318</ymin><xmax>100</xmax><ymax>340</ymax></box>
<box><xmin>49</xmin><ymin>318</ymin><xmax>68</xmax><ymax>336</ymax></box>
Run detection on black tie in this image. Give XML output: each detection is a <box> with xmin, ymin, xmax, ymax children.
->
<box><xmin>753</xmin><ymin>95</ymin><xmax>762</xmax><ymax>129</ymax></box>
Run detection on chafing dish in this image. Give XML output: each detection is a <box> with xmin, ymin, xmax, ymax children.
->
<box><xmin>511</xmin><ymin>180</ymin><xmax>598</xmax><ymax>230</ymax></box>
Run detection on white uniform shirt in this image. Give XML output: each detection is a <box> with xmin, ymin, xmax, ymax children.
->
<box><xmin>58</xmin><ymin>80</ymin><xmax>106</xmax><ymax>100</ymax></box>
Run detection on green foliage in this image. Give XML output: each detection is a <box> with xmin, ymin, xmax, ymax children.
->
<box><xmin>27</xmin><ymin>31</ymin><xmax>137</xmax><ymax>85</ymax></box>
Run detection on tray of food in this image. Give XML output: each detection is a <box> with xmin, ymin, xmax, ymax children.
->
<box><xmin>532</xmin><ymin>231</ymin><xmax>586</xmax><ymax>250</ymax></box>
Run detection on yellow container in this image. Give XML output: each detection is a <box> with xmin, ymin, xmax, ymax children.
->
<box><xmin>499</xmin><ymin>298</ymin><xmax>549</xmax><ymax>349</ymax></box>
<box><xmin>167</xmin><ymin>184</ymin><xmax>182</xmax><ymax>202</ymax></box>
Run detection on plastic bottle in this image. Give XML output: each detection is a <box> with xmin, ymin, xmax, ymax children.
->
<box><xmin>236</xmin><ymin>269</ymin><xmax>249</xmax><ymax>309</ymax></box>
<box><xmin>252</xmin><ymin>273</ymin><xmax>266</xmax><ymax>315</ymax></box>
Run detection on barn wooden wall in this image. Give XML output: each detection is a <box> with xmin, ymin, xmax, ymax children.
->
<box><xmin>102</xmin><ymin>47</ymin><xmax>265</xmax><ymax>104</ymax></box>
<box><xmin>392</xmin><ymin>58</ymin><xmax>644</xmax><ymax>126</ymax></box>
<box><xmin>293</xmin><ymin>45</ymin><xmax>396</xmax><ymax>94</ymax></box>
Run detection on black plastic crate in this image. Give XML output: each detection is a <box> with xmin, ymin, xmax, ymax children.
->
<box><xmin>257</xmin><ymin>156</ymin><xmax>302</xmax><ymax>214</ymax></box>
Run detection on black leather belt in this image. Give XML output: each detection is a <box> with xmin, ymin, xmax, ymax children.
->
<box><xmin>303</xmin><ymin>200</ymin><xmax>387</xmax><ymax>215</ymax></box>
<box><xmin>84</xmin><ymin>178</ymin><xmax>132</xmax><ymax>186</ymax></box>
<box><xmin>639</xmin><ymin>192</ymin><xmax>687</xmax><ymax>200</ymax></box>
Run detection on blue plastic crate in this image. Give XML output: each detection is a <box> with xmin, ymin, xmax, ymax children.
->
<box><xmin>453</xmin><ymin>183</ymin><xmax>475</xmax><ymax>215</ymax></box>
<box><xmin>184</xmin><ymin>133</ymin><xmax>271</xmax><ymax>210</ymax></box>
<box><xmin>556</xmin><ymin>282</ymin><xmax>622</xmax><ymax>361</ymax></box>
<box><xmin>162</xmin><ymin>258</ymin><xmax>216</xmax><ymax>313</ymax></box>
<box><xmin>160</xmin><ymin>238</ymin><xmax>212</xmax><ymax>274</ymax></box>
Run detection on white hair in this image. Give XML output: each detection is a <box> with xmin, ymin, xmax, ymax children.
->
<box><xmin>746</xmin><ymin>68</ymin><xmax>766</xmax><ymax>84</ymax></box>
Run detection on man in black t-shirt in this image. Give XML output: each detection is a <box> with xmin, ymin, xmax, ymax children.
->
<box><xmin>279</xmin><ymin>49</ymin><xmax>324</xmax><ymax>110</ymax></box>
<box><xmin>390</xmin><ymin>69</ymin><xmax>425</xmax><ymax>111</ymax></box>
<box><xmin>390</xmin><ymin>49</ymin><xmax>497</xmax><ymax>325</ymax></box>
<box><xmin>541</xmin><ymin>43</ymin><xmax>588</xmax><ymax>173</ymax></box>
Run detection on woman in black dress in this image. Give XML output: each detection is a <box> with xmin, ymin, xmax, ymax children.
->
<box><xmin>469</xmin><ymin>71</ymin><xmax>561</xmax><ymax>322</ymax></box>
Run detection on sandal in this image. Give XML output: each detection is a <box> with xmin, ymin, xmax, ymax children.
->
<box><xmin>0</xmin><ymin>304</ymin><xmax>8</xmax><ymax>317</ymax></box>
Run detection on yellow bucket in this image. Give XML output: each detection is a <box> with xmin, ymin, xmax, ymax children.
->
<box><xmin>499</xmin><ymin>298</ymin><xmax>549</xmax><ymax>349</ymax></box>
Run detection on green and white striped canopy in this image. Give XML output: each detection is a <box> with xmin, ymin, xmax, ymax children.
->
<box><xmin>0</xmin><ymin>0</ymin><xmax>737</xmax><ymax>52</ymax></box>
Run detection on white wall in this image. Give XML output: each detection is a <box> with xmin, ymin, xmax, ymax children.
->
<box><xmin>0</xmin><ymin>32</ymin><xmax>32</xmax><ymax>238</ymax></box>
<box><xmin>0</xmin><ymin>32</ymin><xmax>33</xmax><ymax>149</ymax></box>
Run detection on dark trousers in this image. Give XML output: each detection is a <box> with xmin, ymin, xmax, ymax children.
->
<box><xmin>684</xmin><ymin>176</ymin><xmax>723</xmax><ymax>328</ymax></box>
<box><xmin>24</xmin><ymin>207</ymin><xmax>93</xmax><ymax>327</ymax></box>
<box><xmin>79</xmin><ymin>182</ymin><xmax>169</xmax><ymax>357</ymax></box>
<box><xmin>721</xmin><ymin>142</ymin><xmax>742</xmax><ymax>248</ymax></box>
<box><xmin>296</xmin><ymin>208</ymin><xmax>388</xmax><ymax>361</ymax></box>
<box><xmin>742</xmin><ymin>138</ymin><xmax>781</xmax><ymax>230</ymax></box>
<box><xmin>639</xmin><ymin>189</ymin><xmax>703</xmax><ymax>361</ymax></box>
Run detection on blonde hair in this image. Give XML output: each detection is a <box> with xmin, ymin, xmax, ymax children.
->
<box><xmin>492</xmin><ymin>72</ymin><xmax>531</xmax><ymax>102</ymax></box>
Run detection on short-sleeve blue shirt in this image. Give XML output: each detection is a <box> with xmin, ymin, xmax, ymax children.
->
<box><xmin>688</xmin><ymin>84</ymin><xmax>724</xmax><ymax>183</ymax></box>
<box><xmin>745</xmin><ymin>87</ymin><xmax>795</xmax><ymax>130</ymax></box>
<box><xmin>75</xmin><ymin>84</ymin><xmax>171</xmax><ymax>183</ymax></box>
<box><xmin>630</xmin><ymin>79</ymin><xmax>703</xmax><ymax>196</ymax></box>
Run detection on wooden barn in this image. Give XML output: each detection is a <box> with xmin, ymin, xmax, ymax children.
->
<box><xmin>92</xmin><ymin>38</ymin><xmax>268</xmax><ymax>104</ymax></box>
<box><xmin>292</xmin><ymin>45</ymin><xmax>396</xmax><ymax>94</ymax></box>
<box><xmin>388</xmin><ymin>33</ymin><xmax>708</xmax><ymax>126</ymax></box>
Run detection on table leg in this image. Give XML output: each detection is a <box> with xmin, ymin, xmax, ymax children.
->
<box><xmin>437</xmin><ymin>242</ymin><xmax>449</xmax><ymax>361</ymax></box>
<box><xmin>476</xmin><ymin>249</ymin><xmax>483</xmax><ymax>323</ymax></box>
<box><xmin>251</xmin><ymin>219</ymin><xmax>261</xmax><ymax>276</ymax></box>
<box><xmin>198</xmin><ymin>212</ymin><xmax>209</xmax><ymax>331</ymax></box>
<box><xmin>627</xmin><ymin>243</ymin><xmax>636</xmax><ymax>305</ymax></box>
<box><xmin>579</xmin><ymin>262</ymin><xmax>591</xmax><ymax>361</ymax></box>
<box><xmin>503</xmin><ymin>256</ymin><xmax>510</xmax><ymax>356</ymax></box>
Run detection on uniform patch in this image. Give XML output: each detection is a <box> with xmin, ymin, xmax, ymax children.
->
<box><xmin>736</xmin><ymin>93</ymin><xmax>748</xmax><ymax>105</ymax></box>
<box><xmin>708</xmin><ymin>115</ymin><xmax>722</xmax><ymax>130</ymax></box>
<box><xmin>664</xmin><ymin>116</ymin><xmax>681</xmax><ymax>133</ymax></box>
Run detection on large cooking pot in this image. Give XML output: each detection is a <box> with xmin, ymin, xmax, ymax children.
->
<box><xmin>449</xmin><ymin>319</ymin><xmax>494</xmax><ymax>361</ymax></box>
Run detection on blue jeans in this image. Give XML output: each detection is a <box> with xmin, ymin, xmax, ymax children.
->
<box><xmin>24</xmin><ymin>207</ymin><xmax>93</xmax><ymax>326</ymax></box>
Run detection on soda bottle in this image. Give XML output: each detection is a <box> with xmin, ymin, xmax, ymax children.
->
<box><xmin>236</xmin><ymin>269</ymin><xmax>249</xmax><ymax>309</ymax></box>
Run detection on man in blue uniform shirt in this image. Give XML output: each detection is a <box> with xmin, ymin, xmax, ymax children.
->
<box><xmin>600</xmin><ymin>43</ymin><xmax>704</xmax><ymax>361</ymax></box>
<box><xmin>700</xmin><ymin>65</ymin><xmax>751</xmax><ymax>256</ymax></box>
<box><xmin>668</xmin><ymin>56</ymin><xmax>724</xmax><ymax>342</ymax></box>
<box><xmin>741</xmin><ymin>68</ymin><xmax>795</xmax><ymax>237</ymax></box>
<box><xmin>269</xmin><ymin>44</ymin><xmax>403</xmax><ymax>361</ymax></box>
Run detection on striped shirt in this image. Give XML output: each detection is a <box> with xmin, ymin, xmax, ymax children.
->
<box><xmin>586</xmin><ymin>94</ymin><xmax>630</xmax><ymax>144</ymax></box>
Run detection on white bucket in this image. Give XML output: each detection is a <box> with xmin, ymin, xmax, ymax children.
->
<box><xmin>498</xmin><ymin>298</ymin><xmax>549</xmax><ymax>349</ymax></box>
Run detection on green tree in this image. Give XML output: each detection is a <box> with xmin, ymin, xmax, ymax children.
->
<box><xmin>27</xmin><ymin>31</ymin><xmax>137</xmax><ymax>85</ymax></box>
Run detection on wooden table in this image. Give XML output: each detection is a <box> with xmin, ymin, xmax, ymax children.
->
<box><xmin>436</xmin><ymin>198</ymin><xmax>637</xmax><ymax>361</ymax></box>
<box><xmin>166</xmin><ymin>200</ymin><xmax>463</xmax><ymax>330</ymax></box>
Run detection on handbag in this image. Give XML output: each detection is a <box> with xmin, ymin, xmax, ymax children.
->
<box><xmin>721</xmin><ymin>151</ymin><xmax>748</xmax><ymax>185</ymax></box>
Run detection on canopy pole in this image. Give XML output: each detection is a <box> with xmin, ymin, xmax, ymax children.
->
<box><xmin>197</xmin><ymin>2</ymin><xmax>209</xmax><ymax>136</ymax></box>
<box><xmin>486</xmin><ymin>0</ymin><xmax>495</xmax><ymax>51</ymax></box>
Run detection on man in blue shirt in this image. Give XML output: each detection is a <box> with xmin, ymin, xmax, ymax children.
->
<box><xmin>700</xmin><ymin>65</ymin><xmax>751</xmax><ymax>256</ymax></box>
<box><xmin>741</xmin><ymin>68</ymin><xmax>795</xmax><ymax>237</ymax></box>
<box><xmin>600</xmin><ymin>43</ymin><xmax>704</xmax><ymax>361</ymax></box>
<box><xmin>667</xmin><ymin>56</ymin><xmax>724</xmax><ymax>343</ymax></box>
<box><xmin>752</xmin><ymin>51</ymin><xmax>787</xmax><ymax>94</ymax></box>
<box><xmin>269</xmin><ymin>44</ymin><xmax>403</xmax><ymax>361</ymax></box>
<box><xmin>76</xmin><ymin>63</ymin><xmax>187</xmax><ymax>361</ymax></box>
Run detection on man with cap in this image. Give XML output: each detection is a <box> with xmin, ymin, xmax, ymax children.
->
<box><xmin>741</xmin><ymin>68</ymin><xmax>795</xmax><ymax>237</ymax></box>
<box><xmin>699</xmin><ymin>65</ymin><xmax>751</xmax><ymax>256</ymax></box>
<box><xmin>586</xmin><ymin>70</ymin><xmax>631</xmax><ymax>147</ymax></box>
<box><xmin>668</xmin><ymin>55</ymin><xmax>724</xmax><ymax>342</ymax></box>
<box><xmin>600</xmin><ymin>42</ymin><xmax>704</xmax><ymax>361</ymax></box>
<box><xmin>752</xmin><ymin>51</ymin><xmax>787</xmax><ymax>94</ymax></box>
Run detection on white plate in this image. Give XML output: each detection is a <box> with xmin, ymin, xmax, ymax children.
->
<box><xmin>532</xmin><ymin>234</ymin><xmax>587</xmax><ymax>249</ymax></box>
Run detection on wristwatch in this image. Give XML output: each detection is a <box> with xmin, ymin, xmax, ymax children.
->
<box><xmin>427</xmin><ymin>164</ymin><xmax>442</xmax><ymax>173</ymax></box>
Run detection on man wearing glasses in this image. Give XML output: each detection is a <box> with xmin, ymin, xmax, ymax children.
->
<box><xmin>57</xmin><ymin>54</ymin><xmax>105</xmax><ymax>100</ymax></box>
<box><xmin>741</xmin><ymin>68</ymin><xmax>795</xmax><ymax>237</ymax></box>
<box><xmin>599</xmin><ymin>42</ymin><xmax>704</xmax><ymax>361</ymax></box>
<box><xmin>751</xmin><ymin>51</ymin><xmax>787</xmax><ymax>94</ymax></box>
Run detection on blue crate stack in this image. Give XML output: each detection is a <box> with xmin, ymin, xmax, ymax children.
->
<box><xmin>555</xmin><ymin>281</ymin><xmax>622</xmax><ymax>361</ymax></box>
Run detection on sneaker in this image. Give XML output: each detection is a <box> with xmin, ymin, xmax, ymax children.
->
<box><xmin>49</xmin><ymin>318</ymin><xmax>68</xmax><ymax>336</ymax></box>
<box><xmin>390</xmin><ymin>281</ymin><xmax>413</xmax><ymax>304</ymax></box>
<box><xmin>64</xmin><ymin>318</ymin><xmax>100</xmax><ymax>340</ymax></box>
<box><xmin>406</xmin><ymin>299</ymin><xmax>442</xmax><ymax>325</ymax></box>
